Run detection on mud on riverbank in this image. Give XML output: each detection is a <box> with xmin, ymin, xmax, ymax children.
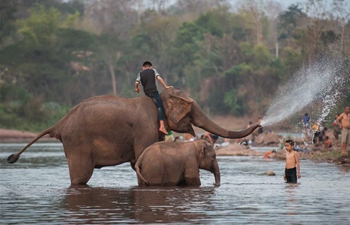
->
<box><xmin>214</xmin><ymin>141</ymin><xmax>350</xmax><ymax>165</ymax></box>
<box><xmin>0</xmin><ymin>129</ymin><xmax>53</xmax><ymax>143</ymax></box>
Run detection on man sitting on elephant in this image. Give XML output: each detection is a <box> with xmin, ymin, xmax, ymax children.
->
<box><xmin>135</xmin><ymin>140</ymin><xmax>220</xmax><ymax>186</ymax></box>
<box><xmin>135</xmin><ymin>61</ymin><xmax>170</xmax><ymax>134</ymax></box>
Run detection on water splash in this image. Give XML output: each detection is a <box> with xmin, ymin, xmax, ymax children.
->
<box><xmin>261</xmin><ymin>56</ymin><xmax>348</xmax><ymax>127</ymax></box>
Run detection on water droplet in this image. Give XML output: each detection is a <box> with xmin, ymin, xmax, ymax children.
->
<box><xmin>261</xmin><ymin>56</ymin><xmax>348</xmax><ymax>127</ymax></box>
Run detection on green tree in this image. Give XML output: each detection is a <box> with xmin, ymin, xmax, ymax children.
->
<box><xmin>0</xmin><ymin>0</ymin><xmax>18</xmax><ymax>49</ymax></box>
<box><xmin>277</xmin><ymin>4</ymin><xmax>304</xmax><ymax>42</ymax></box>
<box><xmin>172</xmin><ymin>22</ymin><xmax>202</xmax><ymax>66</ymax></box>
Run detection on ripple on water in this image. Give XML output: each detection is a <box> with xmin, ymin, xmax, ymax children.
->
<box><xmin>0</xmin><ymin>144</ymin><xmax>349</xmax><ymax>224</ymax></box>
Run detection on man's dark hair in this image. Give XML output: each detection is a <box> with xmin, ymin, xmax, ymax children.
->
<box><xmin>143</xmin><ymin>61</ymin><xmax>152</xmax><ymax>67</ymax></box>
<box><xmin>285</xmin><ymin>139</ymin><xmax>294</xmax><ymax>146</ymax></box>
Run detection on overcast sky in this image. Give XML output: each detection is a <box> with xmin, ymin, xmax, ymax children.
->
<box><xmin>230</xmin><ymin>0</ymin><xmax>303</xmax><ymax>9</ymax></box>
<box><xmin>228</xmin><ymin>0</ymin><xmax>338</xmax><ymax>10</ymax></box>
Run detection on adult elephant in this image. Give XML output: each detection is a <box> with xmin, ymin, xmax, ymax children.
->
<box><xmin>135</xmin><ymin>140</ymin><xmax>220</xmax><ymax>186</ymax></box>
<box><xmin>7</xmin><ymin>87</ymin><xmax>260</xmax><ymax>185</ymax></box>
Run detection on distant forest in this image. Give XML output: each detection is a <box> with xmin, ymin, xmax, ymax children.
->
<box><xmin>0</xmin><ymin>0</ymin><xmax>349</xmax><ymax>131</ymax></box>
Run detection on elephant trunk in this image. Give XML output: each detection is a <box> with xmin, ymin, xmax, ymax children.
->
<box><xmin>212</xmin><ymin>160</ymin><xmax>220</xmax><ymax>186</ymax></box>
<box><xmin>191</xmin><ymin>102</ymin><xmax>260</xmax><ymax>139</ymax></box>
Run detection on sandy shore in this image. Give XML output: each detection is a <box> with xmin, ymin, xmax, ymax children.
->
<box><xmin>215</xmin><ymin>143</ymin><xmax>265</xmax><ymax>157</ymax></box>
<box><xmin>0</xmin><ymin>129</ymin><xmax>53</xmax><ymax>143</ymax></box>
<box><xmin>214</xmin><ymin>141</ymin><xmax>349</xmax><ymax>165</ymax></box>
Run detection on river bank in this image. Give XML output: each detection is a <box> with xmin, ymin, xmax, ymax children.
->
<box><xmin>214</xmin><ymin>141</ymin><xmax>350</xmax><ymax>165</ymax></box>
<box><xmin>0</xmin><ymin>128</ymin><xmax>53</xmax><ymax>143</ymax></box>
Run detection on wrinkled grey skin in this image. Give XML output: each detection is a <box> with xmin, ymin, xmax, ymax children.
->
<box><xmin>7</xmin><ymin>87</ymin><xmax>260</xmax><ymax>185</ymax></box>
<box><xmin>135</xmin><ymin>140</ymin><xmax>220</xmax><ymax>186</ymax></box>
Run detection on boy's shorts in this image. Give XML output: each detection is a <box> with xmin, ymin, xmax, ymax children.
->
<box><xmin>341</xmin><ymin>128</ymin><xmax>350</xmax><ymax>143</ymax></box>
<box><xmin>285</xmin><ymin>167</ymin><xmax>297</xmax><ymax>183</ymax></box>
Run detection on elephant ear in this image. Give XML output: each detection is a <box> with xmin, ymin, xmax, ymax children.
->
<box><xmin>165</xmin><ymin>94</ymin><xmax>194</xmax><ymax>125</ymax></box>
<box><xmin>199</xmin><ymin>141</ymin><xmax>208</xmax><ymax>155</ymax></box>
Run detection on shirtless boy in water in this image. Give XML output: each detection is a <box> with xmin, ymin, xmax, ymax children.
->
<box><xmin>337</xmin><ymin>106</ymin><xmax>350</xmax><ymax>155</ymax></box>
<box><xmin>283</xmin><ymin>139</ymin><xmax>301</xmax><ymax>183</ymax></box>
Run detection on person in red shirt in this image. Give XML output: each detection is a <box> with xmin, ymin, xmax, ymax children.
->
<box><xmin>324</xmin><ymin>136</ymin><xmax>332</xmax><ymax>148</ymax></box>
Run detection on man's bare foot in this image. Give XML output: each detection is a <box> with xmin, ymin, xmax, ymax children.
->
<box><xmin>159</xmin><ymin>127</ymin><xmax>168</xmax><ymax>135</ymax></box>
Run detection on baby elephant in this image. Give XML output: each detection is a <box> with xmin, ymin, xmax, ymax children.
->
<box><xmin>135</xmin><ymin>140</ymin><xmax>220</xmax><ymax>186</ymax></box>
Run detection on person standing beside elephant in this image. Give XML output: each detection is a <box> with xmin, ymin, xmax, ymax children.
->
<box><xmin>135</xmin><ymin>61</ymin><xmax>170</xmax><ymax>134</ymax></box>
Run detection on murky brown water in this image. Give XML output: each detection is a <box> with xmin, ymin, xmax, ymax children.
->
<box><xmin>1</xmin><ymin>143</ymin><xmax>349</xmax><ymax>224</ymax></box>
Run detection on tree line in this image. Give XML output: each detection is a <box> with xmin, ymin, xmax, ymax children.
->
<box><xmin>0</xmin><ymin>0</ymin><xmax>349</xmax><ymax>131</ymax></box>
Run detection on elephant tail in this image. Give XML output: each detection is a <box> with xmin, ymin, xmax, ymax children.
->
<box><xmin>7</xmin><ymin>126</ymin><xmax>56</xmax><ymax>164</ymax></box>
<box><xmin>135</xmin><ymin>162</ymin><xmax>150</xmax><ymax>186</ymax></box>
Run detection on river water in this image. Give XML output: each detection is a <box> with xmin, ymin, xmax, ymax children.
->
<box><xmin>0</xmin><ymin>142</ymin><xmax>349</xmax><ymax>224</ymax></box>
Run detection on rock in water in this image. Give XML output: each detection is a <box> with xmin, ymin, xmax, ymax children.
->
<box><xmin>262</xmin><ymin>170</ymin><xmax>276</xmax><ymax>176</ymax></box>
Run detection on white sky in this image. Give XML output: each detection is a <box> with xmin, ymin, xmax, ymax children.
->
<box><xmin>231</xmin><ymin>0</ymin><xmax>342</xmax><ymax>10</ymax></box>
<box><xmin>230</xmin><ymin>0</ymin><xmax>303</xmax><ymax>8</ymax></box>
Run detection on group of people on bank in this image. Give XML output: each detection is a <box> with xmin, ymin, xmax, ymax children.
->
<box><xmin>302</xmin><ymin>107</ymin><xmax>350</xmax><ymax>155</ymax></box>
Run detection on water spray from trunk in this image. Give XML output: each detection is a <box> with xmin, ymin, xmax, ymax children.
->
<box><xmin>261</xmin><ymin>56</ymin><xmax>349</xmax><ymax>127</ymax></box>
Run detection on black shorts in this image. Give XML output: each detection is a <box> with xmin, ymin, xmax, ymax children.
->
<box><xmin>285</xmin><ymin>167</ymin><xmax>297</xmax><ymax>183</ymax></box>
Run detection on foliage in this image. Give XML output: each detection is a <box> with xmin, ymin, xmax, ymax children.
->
<box><xmin>0</xmin><ymin>0</ymin><xmax>349</xmax><ymax>131</ymax></box>
<box><xmin>224</xmin><ymin>89</ymin><xmax>245</xmax><ymax>116</ymax></box>
<box><xmin>0</xmin><ymin>0</ymin><xmax>18</xmax><ymax>49</ymax></box>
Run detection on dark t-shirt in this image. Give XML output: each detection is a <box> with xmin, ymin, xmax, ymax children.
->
<box><xmin>136</xmin><ymin>69</ymin><xmax>160</xmax><ymax>95</ymax></box>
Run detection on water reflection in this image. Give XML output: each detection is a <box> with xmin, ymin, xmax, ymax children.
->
<box><xmin>1</xmin><ymin>143</ymin><xmax>350</xmax><ymax>224</ymax></box>
<box><xmin>63</xmin><ymin>186</ymin><xmax>215</xmax><ymax>224</ymax></box>
<box><xmin>285</xmin><ymin>183</ymin><xmax>300</xmax><ymax>216</ymax></box>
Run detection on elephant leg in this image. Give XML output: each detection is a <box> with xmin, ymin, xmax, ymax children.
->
<box><xmin>67</xmin><ymin>159</ymin><xmax>93</xmax><ymax>185</ymax></box>
<box><xmin>68</xmin><ymin>160</ymin><xmax>94</xmax><ymax>185</ymax></box>
<box><xmin>65</xmin><ymin>147</ymin><xmax>94</xmax><ymax>185</ymax></box>
<box><xmin>184</xmin><ymin>167</ymin><xmax>201</xmax><ymax>186</ymax></box>
<box><xmin>184</xmin><ymin>177</ymin><xmax>201</xmax><ymax>186</ymax></box>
